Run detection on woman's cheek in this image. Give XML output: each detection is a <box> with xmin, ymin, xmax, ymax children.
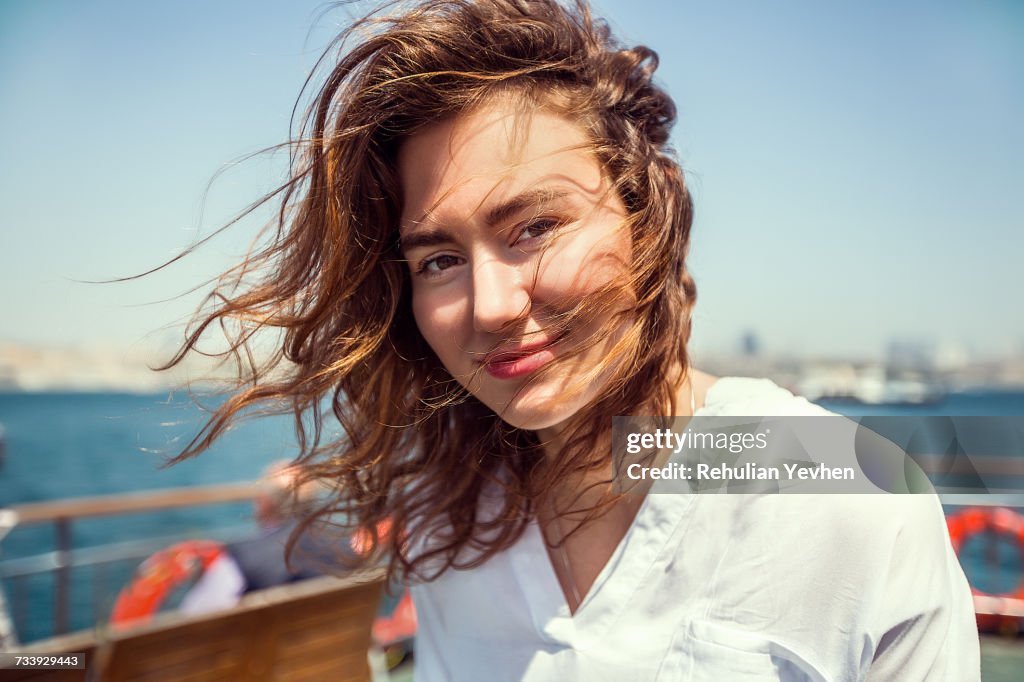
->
<box><xmin>536</xmin><ymin>239</ymin><xmax>629</xmax><ymax>298</ymax></box>
<box><xmin>411</xmin><ymin>294</ymin><xmax>445</xmax><ymax>358</ymax></box>
<box><xmin>413</xmin><ymin>291</ymin><xmax>469</xmax><ymax>366</ymax></box>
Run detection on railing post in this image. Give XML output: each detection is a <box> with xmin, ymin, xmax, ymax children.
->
<box><xmin>54</xmin><ymin>518</ymin><xmax>71</xmax><ymax>635</ymax></box>
<box><xmin>0</xmin><ymin>578</ymin><xmax>17</xmax><ymax>649</ymax></box>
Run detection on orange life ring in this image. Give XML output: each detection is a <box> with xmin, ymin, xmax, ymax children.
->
<box><xmin>110</xmin><ymin>539</ymin><xmax>226</xmax><ymax>627</ymax></box>
<box><xmin>946</xmin><ymin>507</ymin><xmax>1024</xmax><ymax>634</ymax></box>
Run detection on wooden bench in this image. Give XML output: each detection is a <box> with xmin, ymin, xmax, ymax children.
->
<box><xmin>6</xmin><ymin>570</ymin><xmax>386</xmax><ymax>682</ymax></box>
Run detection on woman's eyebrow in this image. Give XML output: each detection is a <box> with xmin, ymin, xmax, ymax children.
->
<box><xmin>483</xmin><ymin>187</ymin><xmax>573</xmax><ymax>228</ymax></box>
<box><xmin>399</xmin><ymin>228</ymin><xmax>455</xmax><ymax>253</ymax></box>
<box><xmin>401</xmin><ymin>187</ymin><xmax>575</xmax><ymax>252</ymax></box>
<box><xmin>408</xmin><ymin>187</ymin><xmax>575</xmax><ymax>231</ymax></box>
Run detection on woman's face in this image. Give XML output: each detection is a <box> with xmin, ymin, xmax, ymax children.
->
<box><xmin>398</xmin><ymin>98</ymin><xmax>631</xmax><ymax>433</ymax></box>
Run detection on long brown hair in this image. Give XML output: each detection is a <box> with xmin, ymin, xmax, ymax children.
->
<box><xmin>164</xmin><ymin>0</ymin><xmax>696</xmax><ymax>582</ymax></box>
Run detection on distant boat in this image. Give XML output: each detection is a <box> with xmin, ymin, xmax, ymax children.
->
<box><xmin>875</xmin><ymin>379</ymin><xmax>946</xmax><ymax>405</ymax></box>
<box><xmin>814</xmin><ymin>382</ymin><xmax>946</xmax><ymax>406</ymax></box>
<box><xmin>798</xmin><ymin>372</ymin><xmax>945</xmax><ymax>405</ymax></box>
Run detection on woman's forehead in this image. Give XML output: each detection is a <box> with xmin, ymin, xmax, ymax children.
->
<box><xmin>397</xmin><ymin>100</ymin><xmax>608</xmax><ymax>232</ymax></box>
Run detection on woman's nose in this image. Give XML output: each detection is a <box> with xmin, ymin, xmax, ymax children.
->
<box><xmin>471</xmin><ymin>256</ymin><xmax>531</xmax><ymax>334</ymax></box>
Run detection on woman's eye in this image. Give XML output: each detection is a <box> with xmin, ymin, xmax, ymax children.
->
<box><xmin>415</xmin><ymin>253</ymin><xmax>463</xmax><ymax>277</ymax></box>
<box><xmin>514</xmin><ymin>217</ymin><xmax>563</xmax><ymax>246</ymax></box>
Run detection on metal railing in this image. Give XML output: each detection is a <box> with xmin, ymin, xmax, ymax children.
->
<box><xmin>0</xmin><ymin>482</ymin><xmax>261</xmax><ymax>643</ymax></box>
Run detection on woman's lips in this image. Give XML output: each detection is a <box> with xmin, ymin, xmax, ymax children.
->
<box><xmin>483</xmin><ymin>338</ymin><xmax>560</xmax><ymax>380</ymax></box>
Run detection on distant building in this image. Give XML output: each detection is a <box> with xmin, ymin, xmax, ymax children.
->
<box><xmin>886</xmin><ymin>339</ymin><xmax>934</xmax><ymax>372</ymax></box>
<box><xmin>0</xmin><ymin>363</ymin><xmax>17</xmax><ymax>391</ymax></box>
<box><xmin>740</xmin><ymin>331</ymin><xmax>760</xmax><ymax>358</ymax></box>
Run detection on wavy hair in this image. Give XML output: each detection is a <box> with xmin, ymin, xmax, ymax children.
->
<box><xmin>164</xmin><ymin>0</ymin><xmax>696</xmax><ymax>581</ymax></box>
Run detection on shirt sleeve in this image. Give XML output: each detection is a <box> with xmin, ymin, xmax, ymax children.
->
<box><xmin>865</xmin><ymin>494</ymin><xmax>980</xmax><ymax>681</ymax></box>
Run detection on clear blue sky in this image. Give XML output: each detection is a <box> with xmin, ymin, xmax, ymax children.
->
<box><xmin>1</xmin><ymin>0</ymin><xmax>1021</xmax><ymax>359</ymax></box>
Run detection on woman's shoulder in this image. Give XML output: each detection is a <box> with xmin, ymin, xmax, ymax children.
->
<box><xmin>694</xmin><ymin>373</ymin><xmax>833</xmax><ymax>417</ymax></box>
<box><xmin>728</xmin><ymin>490</ymin><xmax>949</xmax><ymax>559</ymax></box>
<box><xmin>686</xmin><ymin>371</ymin><xmax>947</xmax><ymax>561</ymax></box>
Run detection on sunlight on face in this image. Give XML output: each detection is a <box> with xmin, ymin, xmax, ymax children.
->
<box><xmin>398</xmin><ymin>98</ymin><xmax>631</xmax><ymax>433</ymax></box>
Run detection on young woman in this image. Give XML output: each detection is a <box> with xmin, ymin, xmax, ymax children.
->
<box><xmin>167</xmin><ymin>1</ymin><xmax>979</xmax><ymax>679</ymax></box>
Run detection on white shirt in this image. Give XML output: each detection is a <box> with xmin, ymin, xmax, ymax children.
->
<box><xmin>409</xmin><ymin>377</ymin><xmax>980</xmax><ymax>681</ymax></box>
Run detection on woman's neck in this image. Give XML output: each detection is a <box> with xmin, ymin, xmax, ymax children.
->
<box><xmin>532</xmin><ymin>366</ymin><xmax>705</xmax><ymax>512</ymax></box>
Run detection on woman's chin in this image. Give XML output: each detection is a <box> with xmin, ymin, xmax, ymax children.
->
<box><xmin>492</xmin><ymin>388</ymin><xmax>584</xmax><ymax>433</ymax></box>
<box><xmin>496</xmin><ymin>408</ymin><xmax>565</xmax><ymax>432</ymax></box>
